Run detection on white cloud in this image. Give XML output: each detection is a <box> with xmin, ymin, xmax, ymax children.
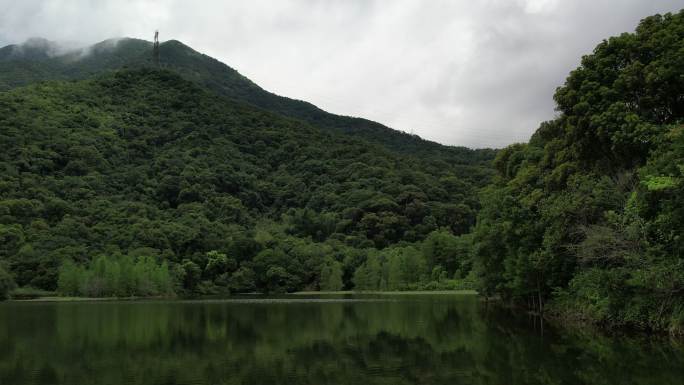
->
<box><xmin>0</xmin><ymin>0</ymin><xmax>681</xmax><ymax>148</ymax></box>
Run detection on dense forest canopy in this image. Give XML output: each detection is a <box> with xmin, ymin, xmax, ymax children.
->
<box><xmin>472</xmin><ymin>10</ymin><xmax>683</xmax><ymax>333</ymax></box>
<box><xmin>0</xmin><ymin>8</ymin><xmax>682</xmax><ymax>334</ymax></box>
<box><xmin>0</xmin><ymin>68</ymin><xmax>489</xmax><ymax>295</ymax></box>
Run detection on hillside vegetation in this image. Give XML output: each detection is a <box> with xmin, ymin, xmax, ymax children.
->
<box><xmin>1</xmin><ymin>9</ymin><xmax>682</xmax><ymax>335</ymax></box>
<box><xmin>0</xmin><ymin>37</ymin><xmax>495</xmax><ymax>162</ymax></box>
<box><xmin>472</xmin><ymin>11</ymin><xmax>683</xmax><ymax>333</ymax></box>
<box><xmin>0</xmin><ymin>69</ymin><xmax>489</xmax><ymax>295</ymax></box>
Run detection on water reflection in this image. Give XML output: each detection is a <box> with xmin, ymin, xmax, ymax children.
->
<box><xmin>0</xmin><ymin>295</ymin><xmax>682</xmax><ymax>385</ymax></box>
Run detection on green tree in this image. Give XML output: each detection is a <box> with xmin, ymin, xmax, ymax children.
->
<box><xmin>353</xmin><ymin>254</ymin><xmax>382</xmax><ymax>291</ymax></box>
<box><xmin>151</xmin><ymin>261</ymin><xmax>174</xmax><ymax>295</ymax></box>
<box><xmin>204</xmin><ymin>251</ymin><xmax>237</xmax><ymax>281</ymax></box>
<box><xmin>181</xmin><ymin>259</ymin><xmax>201</xmax><ymax>293</ymax></box>
<box><xmin>265</xmin><ymin>266</ymin><xmax>298</xmax><ymax>293</ymax></box>
<box><xmin>319</xmin><ymin>257</ymin><xmax>343</xmax><ymax>291</ymax></box>
<box><xmin>422</xmin><ymin>229</ymin><xmax>467</xmax><ymax>274</ymax></box>
<box><xmin>385</xmin><ymin>247</ymin><xmax>426</xmax><ymax>291</ymax></box>
<box><xmin>116</xmin><ymin>255</ymin><xmax>136</xmax><ymax>297</ymax></box>
<box><xmin>57</xmin><ymin>260</ymin><xmax>85</xmax><ymax>297</ymax></box>
<box><xmin>472</xmin><ymin>11</ymin><xmax>684</xmax><ymax>331</ymax></box>
<box><xmin>57</xmin><ymin>256</ymin><xmax>175</xmax><ymax>298</ymax></box>
<box><xmin>0</xmin><ymin>265</ymin><xmax>16</xmax><ymax>300</ymax></box>
<box><xmin>228</xmin><ymin>266</ymin><xmax>257</xmax><ymax>293</ymax></box>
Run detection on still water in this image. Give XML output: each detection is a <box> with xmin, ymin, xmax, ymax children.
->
<box><xmin>0</xmin><ymin>294</ymin><xmax>682</xmax><ymax>385</ymax></box>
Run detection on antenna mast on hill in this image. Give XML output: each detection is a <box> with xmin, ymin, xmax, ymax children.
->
<box><xmin>153</xmin><ymin>30</ymin><xmax>160</xmax><ymax>67</ymax></box>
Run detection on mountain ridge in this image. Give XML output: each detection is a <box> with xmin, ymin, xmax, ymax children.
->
<box><xmin>0</xmin><ymin>36</ymin><xmax>496</xmax><ymax>162</ymax></box>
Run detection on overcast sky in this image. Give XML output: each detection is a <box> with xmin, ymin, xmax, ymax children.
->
<box><xmin>1</xmin><ymin>0</ymin><xmax>681</xmax><ymax>148</ymax></box>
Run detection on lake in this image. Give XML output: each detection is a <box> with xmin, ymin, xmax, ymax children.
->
<box><xmin>0</xmin><ymin>293</ymin><xmax>682</xmax><ymax>385</ymax></box>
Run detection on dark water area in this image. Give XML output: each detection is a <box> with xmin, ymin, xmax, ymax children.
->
<box><xmin>0</xmin><ymin>294</ymin><xmax>682</xmax><ymax>385</ymax></box>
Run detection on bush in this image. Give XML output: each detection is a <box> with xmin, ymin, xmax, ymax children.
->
<box><xmin>8</xmin><ymin>286</ymin><xmax>55</xmax><ymax>300</ymax></box>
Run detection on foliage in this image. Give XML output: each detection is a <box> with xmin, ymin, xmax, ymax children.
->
<box><xmin>7</xmin><ymin>286</ymin><xmax>54</xmax><ymax>300</ymax></box>
<box><xmin>0</xmin><ymin>65</ymin><xmax>488</xmax><ymax>295</ymax></box>
<box><xmin>1</xmin><ymin>10</ymin><xmax>682</xmax><ymax>336</ymax></box>
<box><xmin>319</xmin><ymin>257</ymin><xmax>344</xmax><ymax>291</ymax></box>
<box><xmin>352</xmin><ymin>238</ymin><xmax>477</xmax><ymax>292</ymax></box>
<box><xmin>0</xmin><ymin>37</ymin><xmax>497</xmax><ymax>164</ymax></box>
<box><xmin>472</xmin><ymin>10</ymin><xmax>684</xmax><ymax>332</ymax></box>
<box><xmin>57</xmin><ymin>255</ymin><xmax>174</xmax><ymax>297</ymax></box>
<box><xmin>0</xmin><ymin>265</ymin><xmax>15</xmax><ymax>300</ymax></box>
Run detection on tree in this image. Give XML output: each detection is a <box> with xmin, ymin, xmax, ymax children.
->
<box><xmin>116</xmin><ymin>255</ymin><xmax>136</xmax><ymax>297</ymax></box>
<box><xmin>204</xmin><ymin>251</ymin><xmax>237</xmax><ymax>281</ymax></box>
<box><xmin>57</xmin><ymin>260</ymin><xmax>85</xmax><ymax>297</ymax></box>
<box><xmin>265</xmin><ymin>266</ymin><xmax>299</xmax><ymax>293</ymax></box>
<box><xmin>56</xmin><ymin>256</ymin><xmax>175</xmax><ymax>297</ymax></box>
<box><xmin>353</xmin><ymin>254</ymin><xmax>382</xmax><ymax>291</ymax></box>
<box><xmin>181</xmin><ymin>259</ymin><xmax>202</xmax><ymax>292</ymax></box>
<box><xmin>228</xmin><ymin>266</ymin><xmax>257</xmax><ymax>293</ymax></box>
<box><xmin>151</xmin><ymin>261</ymin><xmax>174</xmax><ymax>295</ymax></box>
<box><xmin>422</xmin><ymin>229</ymin><xmax>465</xmax><ymax>274</ymax></box>
<box><xmin>0</xmin><ymin>224</ymin><xmax>24</xmax><ymax>259</ymax></box>
<box><xmin>385</xmin><ymin>247</ymin><xmax>426</xmax><ymax>290</ymax></box>
<box><xmin>0</xmin><ymin>265</ymin><xmax>16</xmax><ymax>300</ymax></box>
<box><xmin>319</xmin><ymin>257</ymin><xmax>343</xmax><ymax>291</ymax></box>
<box><xmin>472</xmin><ymin>11</ymin><xmax>684</xmax><ymax>330</ymax></box>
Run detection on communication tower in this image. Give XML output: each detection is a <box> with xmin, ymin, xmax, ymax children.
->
<box><xmin>153</xmin><ymin>30</ymin><xmax>160</xmax><ymax>67</ymax></box>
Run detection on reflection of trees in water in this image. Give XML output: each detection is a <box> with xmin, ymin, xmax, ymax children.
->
<box><xmin>475</xmin><ymin>305</ymin><xmax>684</xmax><ymax>385</ymax></box>
<box><xmin>0</xmin><ymin>298</ymin><xmax>682</xmax><ymax>385</ymax></box>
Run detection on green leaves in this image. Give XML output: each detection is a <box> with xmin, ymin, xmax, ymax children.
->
<box><xmin>319</xmin><ymin>258</ymin><xmax>344</xmax><ymax>291</ymax></box>
<box><xmin>643</xmin><ymin>175</ymin><xmax>679</xmax><ymax>191</ymax></box>
<box><xmin>0</xmin><ymin>265</ymin><xmax>15</xmax><ymax>300</ymax></box>
<box><xmin>552</xmin><ymin>11</ymin><xmax>684</xmax><ymax>169</ymax></box>
<box><xmin>57</xmin><ymin>255</ymin><xmax>173</xmax><ymax>297</ymax></box>
<box><xmin>473</xmin><ymin>10</ymin><xmax>684</xmax><ymax>331</ymax></box>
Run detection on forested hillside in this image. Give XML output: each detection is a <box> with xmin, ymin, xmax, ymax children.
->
<box><xmin>472</xmin><ymin>11</ymin><xmax>683</xmax><ymax>333</ymax></box>
<box><xmin>0</xmin><ymin>37</ymin><xmax>494</xmax><ymax>163</ymax></box>
<box><xmin>0</xmin><ymin>9</ymin><xmax>681</xmax><ymax>336</ymax></box>
<box><xmin>0</xmin><ymin>69</ymin><xmax>489</xmax><ymax>297</ymax></box>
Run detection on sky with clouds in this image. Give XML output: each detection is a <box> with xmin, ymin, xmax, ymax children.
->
<box><xmin>1</xmin><ymin>0</ymin><xmax>681</xmax><ymax>148</ymax></box>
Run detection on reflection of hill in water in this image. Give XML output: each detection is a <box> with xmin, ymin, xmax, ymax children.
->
<box><xmin>0</xmin><ymin>296</ymin><xmax>682</xmax><ymax>385</ymax></box>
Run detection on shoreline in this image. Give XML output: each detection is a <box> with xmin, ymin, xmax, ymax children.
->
<box><xmin>290</xmin><ymin>290</ymin><xmax>478</xmax><ymax>295</ymax></box>
<box><xmin>8</xmin><ymin>290</ymin><xmax>478</xmax><ymax>302</ymax></box>
<box><xmin>9</xmin><ymin>295</ymin><xmax>174</xmax><ymax>303</ymax></box>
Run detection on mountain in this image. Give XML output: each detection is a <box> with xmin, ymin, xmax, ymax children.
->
<box><xmin>1</xmin><ymin>9</ymin><xmax>681</xmax><ymax>335</ymax></box>
<box><xmin>0</xmin><ymin>68</ymin><xmax>489</xmax><ymax>295</ymax></box>
<box><xmin>0</xmin><ymin>37</ymin><xmax>495</xmax><ymax>163</ymax></box>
